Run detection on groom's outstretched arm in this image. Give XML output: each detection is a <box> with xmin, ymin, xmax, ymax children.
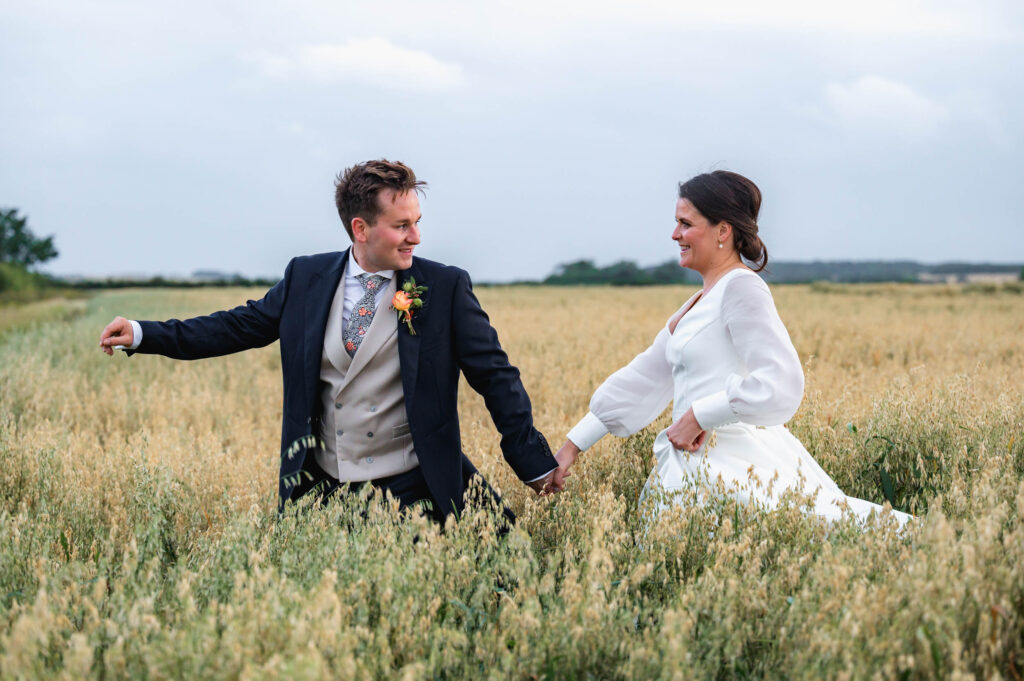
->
<box><xmin>99</xmin><ymin>259</ymin><xmax>294</xmax><ymax>360</ymax></box>
<box><xmin>450</xmin><ymin>270</ymin><xmax>558</xmax><ymax>487</ymax></box>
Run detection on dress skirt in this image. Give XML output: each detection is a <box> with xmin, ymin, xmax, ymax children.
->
<box><xmin>645</xmin><ymin>423</ymin><xmax>913</xmax><ymax>528</ymax></box>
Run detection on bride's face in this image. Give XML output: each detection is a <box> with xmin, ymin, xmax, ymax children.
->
<box><xmin>673</xmin><ymin>198</ymin><xmax>721</xmax><ymax>273</ymax></box>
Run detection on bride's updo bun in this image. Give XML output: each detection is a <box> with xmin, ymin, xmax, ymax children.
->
<box><xmin>678</xmin><ymin>170</ymin><xmax>768</xmax><ymax>272</ymax></box>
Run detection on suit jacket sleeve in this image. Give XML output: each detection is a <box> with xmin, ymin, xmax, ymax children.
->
<box><xmin>450</xmin><ymin>270</ymin><xmax>557</xmax><ymax>482</ymax></box>
<box><xmin>131</xmin><ymin>259</ymin><xmax>293</xmax><ymax>360</ymax></box>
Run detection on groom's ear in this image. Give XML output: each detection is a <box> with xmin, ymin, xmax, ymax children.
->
<box><xmin>351</xmin><ymin>216</ymin><xmax>369</xmax><ymax>243</ymax></box>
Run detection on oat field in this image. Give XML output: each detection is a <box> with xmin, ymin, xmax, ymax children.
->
<box><xmin>1</xmin><ymin>284</ymin><xmax>1022</xmax><ymax>680</ymax></box>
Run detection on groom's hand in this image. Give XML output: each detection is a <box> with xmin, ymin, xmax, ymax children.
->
<box><xmin>527</xmin><ymin>473</ymin><xmax>555</xmax><ymax>495</ymax></box>
<box><xmin>99</xmin><ymin>316</ymin><xmax>134</xmax><ymax>355</ymax></box>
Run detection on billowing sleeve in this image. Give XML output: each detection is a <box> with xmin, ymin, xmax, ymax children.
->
<box><xmin>689</xmin><ymin>274</ymin><xmax>804</xmax><ymax>429</ymax></box>
<box><xmin>566</xmin><ymin>324</ymin><xmax>675</xmax><ymax>451</ymax></box>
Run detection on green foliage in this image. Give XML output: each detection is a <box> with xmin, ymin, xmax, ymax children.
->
<box><xmin>0</xmin><ymin>262</ymin><xmax>52</xmax><ymax>294</ymax></box>
<box><xmin>0</xmin><ymin>208</ymin><xmax>58</xmax><ymax>268</ymax></box>
<box><xmin>0</xmin><ymin>208</ymin><xmax>59</xmax><ymax>295</ymax></box>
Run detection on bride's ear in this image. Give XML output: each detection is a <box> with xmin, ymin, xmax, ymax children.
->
<box><xmin>717</xmin><ymin>221</ymin><xmax>733</xmax><ymax>247</ymax></box>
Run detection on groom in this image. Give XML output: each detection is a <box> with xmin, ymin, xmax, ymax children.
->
<box><xmin>99</xmin><ymin>159</ymin><xmax>566</xmax><ymax>521</ymax></box>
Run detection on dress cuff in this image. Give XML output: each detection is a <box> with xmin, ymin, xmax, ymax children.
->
<box><xmin>690</xmin><ymin>391</ymin><xmax>737</xmax><ymax>430</ymax></box>
<box><xmin>566</xmin><ymin>412</ymin><xmax>609</xmax><ymax>452</ymax></box>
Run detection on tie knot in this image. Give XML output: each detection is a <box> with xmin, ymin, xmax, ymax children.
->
<box><xmin>357</xmin><ymin>274</ymin><xmax>387</xmax><ymax>293</ymax></box>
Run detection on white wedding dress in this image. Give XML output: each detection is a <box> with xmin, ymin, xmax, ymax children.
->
<box><xmin>568</xmin><ymin>268</ymin><xmax>912</xmax><ymax>528</ymax></box>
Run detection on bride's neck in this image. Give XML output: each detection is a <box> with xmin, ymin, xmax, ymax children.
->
<box><xmin>699</xmin><ymin>256</ymin><xmax>746</xmax><ymax>293</ymax></box>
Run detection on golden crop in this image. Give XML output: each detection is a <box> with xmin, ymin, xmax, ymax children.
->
<box><xmin>1</xmin><ymin>284</ymin><xmax>1022</xmax><ymax>680</ymax></box>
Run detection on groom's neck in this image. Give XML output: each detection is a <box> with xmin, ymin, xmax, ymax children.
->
<box><xmin>351</xmin><ymin>246</ymin><xmax>368</xmax><ymax>272</ymax></box>
<box><xmin>350</xmin><ymin>245</ymin><xmax>390</xmax><ymax>275</ymax></box>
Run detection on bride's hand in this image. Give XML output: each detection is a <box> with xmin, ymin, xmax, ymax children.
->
<box><xmin>666</xmin><ymin>408</ymin><xmax>706</xmax><ymax>452</ymax></box>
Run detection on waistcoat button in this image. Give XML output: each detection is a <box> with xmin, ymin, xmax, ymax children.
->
<box><xmin>336</xmin><ymin>429</ymin><xmax>344</xmax><ymax>436</ymax></box>
<box><xmin>335</xmin><ymin>402</ymin><xmax>342</xmax><ymax>409</ymax></box>
<box><xmin>367</xmin><ymin>432</ymin><xmax>373</xmax><ymax>438</ymax></box>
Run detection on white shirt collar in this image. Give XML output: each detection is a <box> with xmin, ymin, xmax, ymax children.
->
<box><xmin>347</xmin><ymin>250</ymin><xmax>394</xmax><ymax>281</ymax></box>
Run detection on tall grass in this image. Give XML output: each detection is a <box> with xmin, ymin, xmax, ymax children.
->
<box><xmin>1</xmin><ymin>285</ymin><xmax>1021</xmax><ymax>679</ymax></box>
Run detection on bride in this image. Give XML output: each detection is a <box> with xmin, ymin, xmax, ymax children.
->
<box><xmin>550</xmin><ymin>170</ymin><xmax>912</xmax><ymax>528</ymax></box>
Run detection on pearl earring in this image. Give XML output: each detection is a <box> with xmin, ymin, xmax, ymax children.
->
<box><xmin>718</xmin><ymin>242</ymin><xmax>724</xmax><ymax>249</ymax></box>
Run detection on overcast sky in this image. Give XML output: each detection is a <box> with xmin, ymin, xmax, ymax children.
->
<box><xmin>2</xmin><ymin>0</ymin><xmax>1022</xmax><ymax>281</ymax></box>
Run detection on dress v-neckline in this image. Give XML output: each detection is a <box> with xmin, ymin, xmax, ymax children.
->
<box><xmin>669</xmin><ymin>267</ymin><xmax>752</xmax><ymax>335</ymax></box>
<box><xmin>669</xmin><ymin>291</ymin><xmax>703</xmax><ymax>334</ymax></box>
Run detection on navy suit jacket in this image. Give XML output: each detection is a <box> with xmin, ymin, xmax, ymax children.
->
<box><xmin>131</xmin><ymin>250</ymin><xmax>557</xmax><ymax>517</ymax></box>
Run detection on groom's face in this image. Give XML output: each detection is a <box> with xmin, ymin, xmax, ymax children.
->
<box><xmin>354</xmin><ymin>189</ymin><xmax>422</xmax><ymax>272</ymax></box>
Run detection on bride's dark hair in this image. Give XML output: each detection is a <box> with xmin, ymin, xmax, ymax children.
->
<box><xmin>677</xmin><ymin>170</ymin><xmax>768</xmax><ymax>272</ymax></box>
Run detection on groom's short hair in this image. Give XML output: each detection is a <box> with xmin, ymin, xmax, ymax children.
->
<box><xmin>334</xmin><ymin>160</ymin><xmax>427</xmax><ymax>240</ymax></box>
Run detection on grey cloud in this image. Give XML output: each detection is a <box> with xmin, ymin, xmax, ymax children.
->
<box><xmin>1</xmin><ymin>0</ymin><xmax>1022</xmax><ymax>283</ymax></box>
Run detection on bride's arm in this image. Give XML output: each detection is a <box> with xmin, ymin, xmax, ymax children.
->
<box><xmin>689</xmin><ymin>274</ymin><xmax>804</xmax><ymax>429</ymax></box>
<box><xmin>565</xmin><ymin>324</ymin><xmax>676</xmax><ymax>453</ymax></box>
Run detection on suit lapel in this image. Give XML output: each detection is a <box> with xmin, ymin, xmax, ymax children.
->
<box><xmin>304</xmin><ymin>250</ymin><xmax>347</xmax><ymax>408</ymax></box>
<box><xmin>396</xmin><ymin>260</ymin><xmax>424</xmax><ymax>417</ymax></box>
<box><xmin>341</xmin><ymin>276</ymin><xmax>398</xmax><ymax>386</ymax></box>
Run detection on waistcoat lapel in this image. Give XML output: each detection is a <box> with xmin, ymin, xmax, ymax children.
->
<box><xmin>322</xmin><ymin>258</ymin><xmax>353</xmax><ymax>376</ymax></box>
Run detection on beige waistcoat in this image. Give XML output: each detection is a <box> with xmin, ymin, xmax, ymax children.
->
<box><xmin>313</xmin><ymin>273</ymin><xmax>419</xmax><ymax>481</ymax></box>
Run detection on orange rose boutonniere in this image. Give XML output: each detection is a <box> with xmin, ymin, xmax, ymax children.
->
<box><xmin>391</xmin><ymin>277</ymin><xmax>427</xmax><ymax>335</ymax></box>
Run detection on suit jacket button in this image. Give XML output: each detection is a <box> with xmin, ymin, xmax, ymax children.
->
<box><xmin>335</xmin><ymin>402</ymin><xmax>342</xmax><ymax>409</ymax></box>
<box><xmin>367</xmin><ymin>432</ymin><xmax>373</xmax><ymax>438</ymax></box>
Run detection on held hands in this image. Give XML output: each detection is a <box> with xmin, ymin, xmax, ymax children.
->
<box><xmin>666</xmin><ymin>407</ymin><xmax>706</xmax><ymax>452</ymax></box>
<box><xmin>99</xmin><ymin>316</ymin><xmax>134</xmax><ymax>356</ymax></box>
<box><xmin>546</xmin><ymin>441</ymin><xmax>578</xmax><ymax>494</ymax></box>
<box><xmin>529</xmin><ymin>410</ymin><xmax>706</xmax><ymax>497</ymax></box>
<box><xmin>526</xmin><ymin>440</ymin><xmax>579</xmax><ymax>496</ymax></box>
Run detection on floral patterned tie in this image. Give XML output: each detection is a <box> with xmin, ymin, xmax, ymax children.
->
<box><xmin>343</xmin><ymin>274</ymin><xmax>387</xmax><ymax>357</ymax></box>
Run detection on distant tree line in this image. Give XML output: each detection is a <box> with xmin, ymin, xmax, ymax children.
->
<box><xmin>542</xmin><ymin>260</ymin><xmax>700</xmax><ymax>286</ymax></box>
<box><xmin>543</xmin><ymin>259</ymin><xmax>1024</xmax><ymax>286</ymax></box>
